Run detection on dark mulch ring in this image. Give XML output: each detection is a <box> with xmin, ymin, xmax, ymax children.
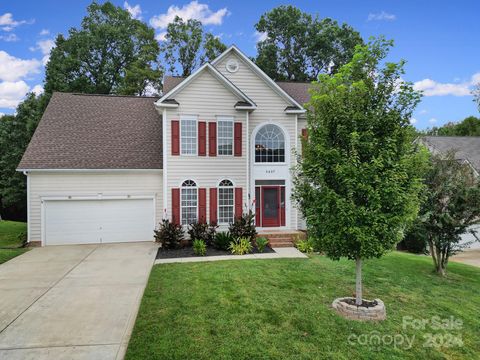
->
<box><xmin>156</xmin><ymin>245</ymin><xmax>275</xmax><ymax>259</ymax></box>
<box><xmin>342</xmin><ymin>298</ymin><xmax>378</xmax><ymax>308</ymax></box>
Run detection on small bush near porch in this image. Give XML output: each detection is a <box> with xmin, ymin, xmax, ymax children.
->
<box><xmin>126</xmin><ymin>252</ymin><xmax>479</xmax><ymax>359</ymax></box>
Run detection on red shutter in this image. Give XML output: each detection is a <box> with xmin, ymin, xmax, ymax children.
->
<box><xmin>199</xmin><ymin>188</ymin><xmax>207</xmax><ymax>223</ymax></box>
<box><xmin>234</xmin><ymin>122</ymin><xmax>242</xmax><ymax>156</ymax></box>
<box><xmin>171</xmin><ymin>120</ymin><xmax>180</xmax><ymax>155</ymax></box>
<box><xmin>209</xmin><ymin>188</ymin><xmax>217</xmax><ymax>224</ymax></box>
<box><xmin>208</xmin><ymin>122</ymin><xmax>217</xmax><ymax>156</ymax></box>
<box><xmin>235</xmin><ymin>187</ymin><xmax>243</xmax><ymax>218</ymax></box>
<box><xmin>172</xmin><ymin>188</ymin><xmax>180</xmax><ymax>225</ymax></box>
<box><xmin>198</xmin><ymin>121</ymin><xmax>206</xmax><ymax>156</ymax></box>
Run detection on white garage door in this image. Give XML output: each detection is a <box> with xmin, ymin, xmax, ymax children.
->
<box><xmin>44</xmin><ymin>198</ymin><xmax>154</xmax><ymax>245</ymax></box>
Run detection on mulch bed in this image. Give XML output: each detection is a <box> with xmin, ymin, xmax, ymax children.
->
<box><xmin>156</xmin><ymin>245</ymin><xmax>275</xmax><ymax>259</ymax></box>
<box><xmin>342</xmin><ymin>298</ymin><xmax>378</xmax><ymax>308</ymax></box>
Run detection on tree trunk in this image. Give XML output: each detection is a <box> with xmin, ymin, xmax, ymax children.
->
<box><xmin>355</xmin><ymin>257</ymin><xmax>362</xmax><ymax>306</ymax></box>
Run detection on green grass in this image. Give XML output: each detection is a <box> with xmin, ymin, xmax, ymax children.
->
<box><xmin>0</xmin><ymin>220</ymin><xmax>28</xmax><ymax>264</ymax></box>
<box><xmin>126</xmin><ymin>252</ymin><xmax>480</xmax><ymax>360</ymax></box>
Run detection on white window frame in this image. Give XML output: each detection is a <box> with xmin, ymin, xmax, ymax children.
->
<box><xmin>217</xmin><ymin>179</ymin><xmax>235</xmax><ymax>225</ymax></box>
<box><xmin>180</xmin><ymin>179</ymin><xmax>198</xmax><ymax>225</ymax></box>
<box><xmin>216</xmin><ymin>116</ymin><xmax>234</xmax><ymax>156</ymax></box>
<box><xmin>180</xmin><ymin>115</ymin><xmax>198</xmax><ymax>156</ymax></box>
<box><xmin>254</xmin><ymin>123</ymin><xmax>286</xmax><ymax>164</ymax></box>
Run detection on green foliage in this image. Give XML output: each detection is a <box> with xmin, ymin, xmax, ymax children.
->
<box><xmin>17</xmin><ymin>232</ymin><xmax>28</xmax><ymax>248</ymax></box>
<box><xmin>192</xmin><ymin>239</ymin><xmax>207</xmax><ymax>256</ymax></box>
<box><xmin>162</xmin><ymin>16</ymin><xmax>227</xmax><ymax>77</ymax></box>
<box><xmin>255</xmin><ymin>237</ymin><xmax>269</xmax><ymax>253</ymax></box>
<box><xmin>154</xmin><ymin>219</ymin><xmax>184</xmax><ymax>250</ymax></box>
<box><xmin>229</xmin><ymin>237</ymin><xmax>253</xmax><ymax>255</ymax></box>
<box><xmin>293</xmin><ymin>37</ymin><xmax>426</xmax><ymax>263</ymax></box>
<box><xmin>0</xmin><ymin>221</ymin><xmax>27</xmax><ymax>248</ymax></box>
<box><xmin>398</xmin><ymin>219</ymin><xmax>428</xmax><ymax>254</ymax></box>
<box><xmin>213</xmin><ymin>231</ymin><xmax>233</xmax><ymax>251</ymax></box>
<box><xmin>473</xmin><ymin>83</ymin><xmax>480</xmax><ymax>112</ymax></box>
<box><xmin>424</xmin><ymin>116</ymin><xmax>480</xmax><ymax>136</ymax></box>
<box><xmin>295</xmin><ymin>239</ymin><xmax>315</xmax><ymax>254</ymax></box>
<box><xmin>414</xmin><ymin>152</ymin><xmax>480</xmax><ymax>275</ymax></box>
<box><xmin>228</xmin><ymin>210</ymin><xmax>257</xmax><ymax>242</ymax></box>
<box><xmin>255</xmin><ymin>5</ymin><xmax>363</xmax><ymax>81</ymax></box>
<box><xmin>44</xmin><ymin>1</ymin><xmax>162</xmax><ymax>96</ymax></box>
<box><xmin>187</xmin><ymin>221</ymin><xmax>217</xmax><ymax>246</ymax></box>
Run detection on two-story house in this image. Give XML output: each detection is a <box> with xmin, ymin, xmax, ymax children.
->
<box><xmin>17</xmin><ymin>45</ymin><xmax>310</xmax><ymax>246</ymax></box>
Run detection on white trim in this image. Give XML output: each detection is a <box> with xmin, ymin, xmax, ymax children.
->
<box><xmin>156</xmin><ymin>63</ymin><xmax>256</xmax><ymax>108</ymax></box>
<box><xmin>40</xmin><ymin>194</ymin><xmax>156</xmax><ymax>246</ymax></box>
<box><xmin>162</xmin><ymin>108</ymin><xmax>168</xmax><ymax>219</ymax></box>
<box><xmin>246</xmin><ymin>111</ymin><xmax>250</xmax><ymax>207</ymax></box>
<box><xmin>180</xmin><ymin>115</ymin><xmax>198</xmax><ymax>156</ymax></box>
<box><xmin>211</xmin><ymin>45</ymin><xmax>305</xmax><ymax>110</ymax></box>
<box><xmin>285</xmin><ymin>109</ymin><xmax>307</xmax><ymax>114</ymax></box>
<box><xmin>217</xmin><ymin>179</ymin><xmax>235</xmax><ymax>225</ymax></box>
<box><xmin>17</xmin><ymin>169</ymin><xmax>162</xmax><ymax>173</ymax></box>
<box><xmin>180</xmin><ymin>180</ymin><xmax>199</xmax><ymax>226</ymax></box>
<box><xmin>26</xmin><ymin>172</ymin><xmax>31</xmax><ymax>242</ymax></box>
<box><xmin>155</xmin><ymin>102</ymin><xmax>178</xmax><ymax>108</ymax></box>
<box><xmin>294</xmin><ymin>114</ymin><xmax>299</xmax><ymax>230</ymax></box>
<box><xmin>252</xmin><ymin>122</ymin><xmax>289</xmax><ymax>165</ymax></box>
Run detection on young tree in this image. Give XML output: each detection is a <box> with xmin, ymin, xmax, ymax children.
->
<box><xmin>45</xmin><ymin>1</ymin><xmax>162</xmax><ymax>96</ymax></box>
<box><xmin>294</xmin><ymin>38</ymin><xmax>426</xmax><ymax>305</ymax></box>
<box><xmin>162</xmin><ymin>16</ymin><xmax>227</xmax><ymax>76</ymax></box>
<box><xmin>417</xmin><ymin>152</ymin><xmax>480</xmax><ymax>276</ymax></box>
<box><xmin>254</xmin><ymin>5</ymin><xmax>363</xmax><ymax>81</ymax></box>
<box><xmin>472</xmin><ymin>83</ymin><xmax>480</xmax><ymax>112</ymax></box>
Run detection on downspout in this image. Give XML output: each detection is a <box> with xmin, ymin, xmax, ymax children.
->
<box><xmin>162</xmin><ymin>108</ymin><xmax>168</xmax><ymax>220</ymax></box>
<box><xmin>246</xmin><ymin>110</ymin><xmax>250</xmax><ymax>212</ymax></box>
<box><xmin>23</xmin><ymin>171</ymin><xmax>30</xmax><ymax>242</ymax></box>
<box><xmin>294</xmin><ymin>114</ymin><xmax>298</xmax><ymax>230</ymax></box>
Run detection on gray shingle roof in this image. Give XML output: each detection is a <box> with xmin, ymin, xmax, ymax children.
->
<box><xmin>421</xmin><ymin>136</ymin><xmax>480</xmax><ymax>172</ymax></box>
<box><xmin>18</xmin><ymin>92</ymin><xmax>162</xmax><ymax>170</ymax></box>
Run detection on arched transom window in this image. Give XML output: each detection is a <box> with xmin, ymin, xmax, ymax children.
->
<box><xmin>255</xmin><ymin>124</ymin><xmax>285</xmax><ymax>163</ymax></box>
<box><xmin>218</xmin><ymin>179</ymin><xmax>234</xmax><ymax>224</ymax></box>
<box><xmin>181</xmin><ymin>180</ymin><xmax>197</xmax><ymax>225</ymax></box>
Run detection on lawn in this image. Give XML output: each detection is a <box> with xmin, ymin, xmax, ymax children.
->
<box><xmin>0</xmin><ymin>220</ymin><xmax>28</xmax><ymax>264</ymax></box>
<box><xmin>126</xmin><ymin>252</ymin><xmax>480</xmax><ymax>360</ymax></box>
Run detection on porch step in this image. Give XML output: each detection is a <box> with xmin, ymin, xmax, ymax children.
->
<box><xmin>257</xmin><ymin>231</ymin><xmax>307</xmax><ymax>248</ymax></box>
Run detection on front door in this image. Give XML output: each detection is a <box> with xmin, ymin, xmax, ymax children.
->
<box><xmin>262</xmin><ymin>186</ymin><xmax>281</xmax><ymax>227</ymax></box>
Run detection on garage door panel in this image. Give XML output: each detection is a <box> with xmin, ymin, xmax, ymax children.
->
<box><xmin>45</xmin><ymin>199</ymin><xmax>154</xmax><ymax>245</ymax></box>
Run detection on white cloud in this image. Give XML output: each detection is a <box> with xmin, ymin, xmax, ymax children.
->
<box><xmin>0</xmin><ymin>13</ymin><xmax>32</xmax><ymax>31</ymax></box>
<box><xmin>150</xmin><ymin>1</ymin><xmax>229</xmax><ymax>29</ymax></box>
<box><xmin>0</xmin><ymin>51</ymin><xmax>41</xmax><ymax>82</ymax></box>
<box><xmin>254</xmin><ymin>31</ymin><xmax>267</xmax><ymax>43</ymax></box>
<box><xmin>0</xmin><ymin>80</ymin><xmax>30</xmax><ymax>108</ymax></box>
<box><xmin>124</xmin><ymin>1</ymin><xmax>142</xmax><ymax>20</ymax></box>
<box><xmin>31</xmin><ymin>84</ymin><xmax>43</xmax><ymax>96</ymax></box>
<box><xmin>0</xmin><ymin>33</ymin><xmax>19</xmax><ymax>42</ymax></box>
<box><xmin>413</xmin><ymin>73</ymin><xmax>480</xmax><ymax>96</ymax></box>
<box><xmin>155</xmin><ymin>31</ymin><xmax>167</xmax><ymax>42</ymax></box>
<box><xmin>419</xmin><ymin>109</ymin><xmax>428</xmax><ymax>115</ymax></box>
<box><xmin>39</xmin><ymin>29</ymin><xmax>50</xmax><ymax>36</ymax></box>
<box><xmin>429</xmin><ymin>118</ymin><xmax>437</xmax><ymax>124</ymax></box>
<box><xmin>30</xmin><ymin>39</ymin><xmax>55</xmax><ymax>65</ymax></box>
<box><xmin>409</xmin><ymin>118</ymin><xmax>417</xmax><ymax>125</ymax></box>
<box><xmin>367</xmin><ymin>11</ymin><xmax>396</xmax><ymax>22</ymax></box>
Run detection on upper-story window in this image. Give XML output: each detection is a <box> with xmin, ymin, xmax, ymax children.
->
<box><xmin>181</xmin><ymin>116</ymin><xmax>197</xmax><ymax>155</ymax></box>
<box><xmin>255</xmin><ymin>124</ymin><xmax>285</xmax><ymax>163</ymax></box>
<box><xmin>218</xmin><ymin>179</ymin><xmax>234</xmax><ymax>224</ymax></box>
<box><xmin>181</xmin><ymin>179</ymin><xmax>197</xmax><ymax>225</ymax></box>
<box><xmin>217</xmin><ymin>117</ymin><xmax>233</xmax><ymax>155</ymax></box>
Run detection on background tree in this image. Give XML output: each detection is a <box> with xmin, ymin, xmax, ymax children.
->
<box><xmin>424</xmin><ymin>116</ymin><xmax>480</xmax><ymax>136</ymax></box>
<box><xmin>473</xmin><ymin>83</ymin><xmax>480</xmax><ymax>111</ymax></box>
<box><xmin>294</xmin><ymin>38</ymin><xmax>426</xmax><ymax>306</ymax></box>
<box><xmin>415</xmin><ymin>152</ymin><xmax>480</xmax><ymax>276</ymax></box>
<box><xmin>255</xmin><ymin>5</ymin><xmax>363</xmax><ymax>81</ymax></box>
<box><xmin>45</xmin><ymin>1</ymin><xmax>162</xmax><ymax>96</ymax></box>
<box><xmin>163</xmin><ymin>16</ymin><xmax>227</xmax><ymax>77</ymax></box>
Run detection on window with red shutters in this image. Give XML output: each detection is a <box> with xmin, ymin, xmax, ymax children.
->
<box><xmin>198</xmin><ymin>188</ymin><xmax>207</xmax><ymax>223</ymax></box>
<box><xmin>209</xmin><ymin>122</ymin><xmax>217</xmax><ymax>156</ymax></box>
<box><xmin>198</xmin><ymin>122</ymin><xmax>206</xmax><ymax>156</ymax></box>
<box><xmin>210</xmin><ymin>188</ymin><xmax>218</xmax><ymax>223</ymax></box>
<box><xmin>234</xmin><ymin>122</ymin><xmax>242</xmax><ymax>156</ymax></box>
<box><xmin>171</xmin><ymin>188</ymin><xmax>180</xmax><ymax>225</ymax></box>
<box><xmin>234</xmin><ymin>187</ymin><xmax>243</xmax><ymax>218</ymax></box>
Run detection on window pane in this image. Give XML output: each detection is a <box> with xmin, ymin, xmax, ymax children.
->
<box><xmin>181</xmin><ymin>183</ymin><xmax>197</xmax><ymax>225</ymax></box>
<box><xmin>218</xmin><ymin>182</ymin><xmax>234</xmax><ymax>224</ymax></box>
<box><xmin>255</xmin><ymin>124</ymin><xmax>285</xmax><ymax>163</ymax></box>
<box><xmin>181</xmin><ymin>118</ymin><xmax>197</xmax><ymax>155</ymax></box>
<box><xmin>217</xmin><ymin>120</ymin><xmax>233</xmax><ymax>155</ymax></box>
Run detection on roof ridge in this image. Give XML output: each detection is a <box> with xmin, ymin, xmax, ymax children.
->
<box><xmin>54</xmin><ymin>91</ymin><xmax>159</xmax><ymax>99</ymax></box>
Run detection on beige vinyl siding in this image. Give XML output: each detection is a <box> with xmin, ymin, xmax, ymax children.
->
<box><xmin>28</xmin><ymin>171</ymin><xmax>163</xmax><ymax>242</ymax></box>
<box><xmin>164</xmin><ymin>69</ymin><xmax>248</xmax><ymax>226</ymax></box>
<box><xmin>214</xmin><ymin>53</ymin><xmax>299</xmax><ymax>229</ymax></box>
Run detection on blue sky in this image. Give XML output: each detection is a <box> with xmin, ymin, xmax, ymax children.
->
<box><xmin>1</xmin><ymin>0</ymin><xmax>479</xmax><ymax>129</ymax></box>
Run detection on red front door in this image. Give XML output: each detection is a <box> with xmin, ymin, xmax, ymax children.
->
<box><xmin>262</xmin><ymin>186</ymin><xmax>281</xmax><ymax>227</ymax></box>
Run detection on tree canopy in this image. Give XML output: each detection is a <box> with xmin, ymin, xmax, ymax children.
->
<box><xmin>294</xmin><ymin>37</ymin><xmax>426</xmax><ymax>304</ymax></box>
<box><xmin>162</xmin><ymin>16</ymin><xmax>227</xmax><ymax>77</ymax></box>
<box><xmin>44</xmin><ymin>1</ymin><xmax>162</xmax><ymax>96</ymax></box>
<box><xmin>254</xmin><ymin>5</ymin><xmax>363</xmax><ymax>81</ymax></box>
<box><xmin>424</xmin><ymin>116</ymin><xmax>480</xmax><ymax>136</ymax></box>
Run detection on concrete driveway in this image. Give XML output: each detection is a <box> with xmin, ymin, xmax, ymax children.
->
<box><xmin>0</xmin><ymin>242</ymin><xmax>158</xmax><ymax>360</ymax></box>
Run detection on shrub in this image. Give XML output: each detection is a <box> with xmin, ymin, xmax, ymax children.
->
<box><xmin>398</xmin><ymin>223</ymin><xmax>427</xmax><ymax>254</ymax></box>
<box><xmin>295</xmin><ymin>239</ymin><xmax>314</xmax><ymax>254</ymax></box>
<box><xmin>214</xmin><ymin>231</ymin><xmax>234</xmax><ymax>250</ymax></box>
<box><xmin>154</xmin><ymin>219</ymin><xmax>184</xmax><ymax>249</ymax></box>
<box><xmin>193</xmin><ymin>239</ymin><xmax>207</xmax><ymax>256</ymax></box>
<box><xmin>229</xmin><ymin>210</ymin><xmax>257</xmax><ymax>242</ymax></box>
<box><xmin>17</xmin><ymin>232</ymin><xmax>28</xmax><ymax>248</ymax></box>
<box><xmin>187</xmin><ymin>221</ymin><xmax>218</xmax><ymax>246</ymax></box>
<box><xmin>229</xmin><ymin>237</ymin><xmax>253</xmax><ymax>255</ymax></box>
<box><xmin>255</xmin><ymin>237</ymin><xmax>269</xmax><ymax>253</ymax></box>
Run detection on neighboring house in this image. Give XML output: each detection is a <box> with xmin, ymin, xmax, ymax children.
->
<box><xmin>17</xmin><ymin>45</ymin><xmax>311</xmax><ymax>246</ymax></box>
<box><xmin>419</xmin><ymin>136</ymin><xmax>480</xmax><ymax>249</ymax></box>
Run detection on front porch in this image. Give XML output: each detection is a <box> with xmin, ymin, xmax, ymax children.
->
<box><xmin>256</xmin><ymin>229</ymin><xmax>306</xmax><ymax>247</ymax></box>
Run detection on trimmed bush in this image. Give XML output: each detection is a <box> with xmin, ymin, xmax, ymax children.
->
<box><xmin>193</xmin><ymin>239</ymin><xmax>207</xmax><ymax>256</ymax></box>
<box><xmin>295</xmin><ymin>238</ymin><xmax>314</xmax><ymax>254</ymax></box>
<box><xmin>229</xmin><ymin>237</ymin><xmax>253</xmax><ymax>255</ymax></box>
<box><xmin>154</xmin><ymin>219</ymin><xmax>184</xmax><ymax>249</ymax></box>
<box><xmin>229</xmin><ymin>210</ymin><xmax>256</xmax><ymax>242</ymax></box>
<box><xmin>187</xmin><ymin>221</ymin><xmax>218</xmax><ymax>246</ymax></box>
<box><xmin>255</xmin><ymin>237</ymin><xmax>269</xmax><ymax>253</ymax></box>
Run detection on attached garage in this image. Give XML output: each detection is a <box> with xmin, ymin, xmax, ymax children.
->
<box><xmin>43</xmin><ymin>198</ymin><xmax>155</xmax><ymax>246</ymax></box>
